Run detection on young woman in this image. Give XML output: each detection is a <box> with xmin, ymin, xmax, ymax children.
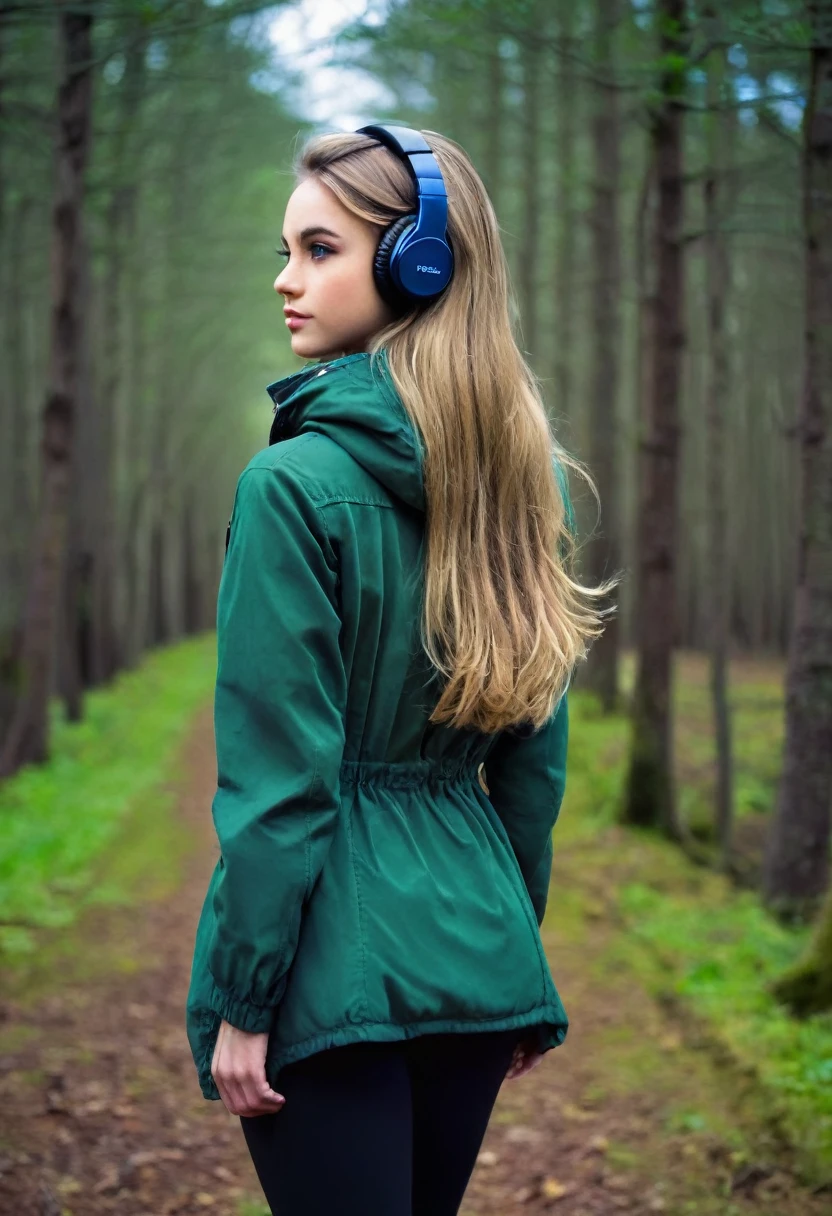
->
<box><xmin>185</xmin><ymin>124</ymin><xmax>612</xmax><ymax>1215</ymax></box>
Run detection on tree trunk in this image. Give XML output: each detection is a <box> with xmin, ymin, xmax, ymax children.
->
<box><xmin>552</xmin><ymin>0</ymin><xmax>576</xmax><ymax>424</ymax></box>
<box><xmin>762</xmin><ymin>4</ymin><xmax>832</xmax><ymax>916</ymax></box>
<box><xmin>518</xmin><ymin>8</ymin><xmax>541</xmax><ymax>363</ymax></box>
<box><xmin>623</xmin><ymin>148</ymin><xmax>656</xmax><ymax>653</ymax></box>
<box><xmin>703</xmin><ymin>15</ymin><xmax>736</xmax><ymax>868</ymax></box>
<box><xmin>771</xmin><ymin>880</ymin><xmax>832</xmax><ymax>1015</ymax></box>
<box><xmin>582</xmin><ymin>0</ymin><xmax>622</xmax><ymax>711</ymax></box>
<box><xmin>149</xmin><ymin>522</ymin><xmax>168</xmax><ymax>647</ymax></box>
<box><xmin>91</xmin><ymin>18</ymin><xmax>146</xmax><ymax>684</ymax></box>
<box><xmin>622</xmin><ymin>0</ymin><xmax>688</xmax><ymax>838</ymax></box>
<box><xmin>61</xmin><ymin>218</ymin><xmax>94</xmax><ymax>722</ymax></box>
<box><xmin>182</xmin><ymin>498</ymin><xmax>202</xmax><ymax>634</ymax></box>
<box><xmin>0</xmin><ymin>2</ymin><xmax>94</xmax><ymax>776</ymax></box>
<box><xmin>0</xmin><ymin>193</ymin><xmax>33</xmax><ymax>739</ymax></box>
<box><xmin>5</xmin><ymin>198</ymin><xmax>34</xmax><ymax>624</ymax></box>
<box><xmin>483</xmin><ymin>16</ymin><xmax>503</xmax><ymax>219</ymax></box>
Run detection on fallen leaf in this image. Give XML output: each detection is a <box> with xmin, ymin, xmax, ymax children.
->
<box><xmin>505</xmin><ymin>1124</ymin><xmax>544</xmax><ymax>1146</ymax></box>
<box><xmin>93</xmin><ymin>1165</ymin><xmax>121</xmax><ymax>1195</ymax></box>
<box><xmin>605</xmin><ymin>1173</ymin><xmax>630</xmax><ymax>1191</ymax></box>
<box><xmin>127</xmin><ymin>1003</ymin><xmax>155</xmax><ymax>1019</ymax></box>
<box><xmin>476</xmin><ymin>1150</ymin><xmax>499</xmax><ymax>1167</ymax></box>
<box><xmin>128</xmin><ymin>1151</ymin><xmax>159</xmax><ymax>1168</ymax></box>
<box><xmin>541</xmin><ymin>1176</ymin><xmax>569</xmax><ymax>1200</ymax></box>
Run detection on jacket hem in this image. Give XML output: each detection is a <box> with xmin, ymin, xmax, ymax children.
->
<box><xmin>196</xmin><ymin>1003</ymin><xmax>567</xmax><ymax>1101</ymax></box>
<box><xmin>208</xmin><ymin>978</ymin><xmax>280</xmax><ymax>1033</ymax></box>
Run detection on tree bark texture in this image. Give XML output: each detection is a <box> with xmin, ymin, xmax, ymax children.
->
<box><xmin>583</xmin><ymin>0</ymin><xmax>622</xmax><ymax>712</ymax></box>
<box><xmin>0</xmin><ymin>1</ymin><xmax>93</xmax><ymax>776</ymax></box>
<box><xmin>703</xmin><ymin>15</ymin><xmax>736</xmax><ymax>867</ymax></box>
<box><xmin>552</xmin><ymin>0</ymin><xmax>576</xmax><ymax>425</ymax></box>
<box><xmin>622</xmin><ymin>0</ymin><xmax>688</xmax><ymax>838</ymax></box>
<box><xmin>763</xmin><ymin>4</ymin><xmax>832</xmax><ymax>913</ymax></box>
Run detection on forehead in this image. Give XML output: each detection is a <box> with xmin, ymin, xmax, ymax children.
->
<box><xmin>283</xmin><ymin>176</ymin><xmax>354</xmax><ymax>236</ymax></box>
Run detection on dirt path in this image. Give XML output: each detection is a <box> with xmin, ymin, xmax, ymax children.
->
<box><xmin>0</xmin><ymin>709</ymin><xmax>828</xmax><ymax>1216</ymax></box>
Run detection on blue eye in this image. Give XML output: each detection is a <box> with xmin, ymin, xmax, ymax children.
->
<box><xmin>275</xmin><ymin>244</ymin><xmax>332</xmax><ymax>261</ymax></box>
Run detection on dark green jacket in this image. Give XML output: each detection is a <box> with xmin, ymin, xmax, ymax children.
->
<box><xmin>186</xmin><ymin>349</ymin><xmax>571</xmax><ymax>1101</ymax></box>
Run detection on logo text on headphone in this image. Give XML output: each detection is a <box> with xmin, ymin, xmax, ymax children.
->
<box><xmin>416</xmin><ymin>265</ymin><xmax>441</xmax><ymax>274</ymax></box>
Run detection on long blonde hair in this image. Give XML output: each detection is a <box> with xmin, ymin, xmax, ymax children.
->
<box><xmin>295</xmin><ymin>128</ymin><xmax>617</xmax><ymax>733</ymax></box>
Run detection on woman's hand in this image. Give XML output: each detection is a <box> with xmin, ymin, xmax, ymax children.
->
<box><xmin>505</xmin><ymin>1034</ymin><xmax>546</xmax><ymax>1081</ymax></box>
<box><xmin>211</xmin><ymin>1020</ymin><xmax>286</xmax><ymax>1117</ymax></box>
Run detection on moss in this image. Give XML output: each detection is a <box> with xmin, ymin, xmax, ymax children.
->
<box><xmin>1</xmin><ymin>635</ymin><xmax>215</xmax><ymax>997</ymax></box>
<box><xmin>771</xmin><ymin>888</ymin><xmax>832</xmax><ymax>1016</ymax></box>
<box><xmin>555</xmin><ymin>662</ymin><xmax>832</xmax><ymax>1184</ymax></box>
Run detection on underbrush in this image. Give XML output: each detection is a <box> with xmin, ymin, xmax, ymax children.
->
<box><xmin>557</xmin><ymin>654</ymin><xmax>831</xmax><ymax>1183</ymax></box>
<box><xmin>0</xmin><ymin>635</ymin><xmax>216</xmax><ymax>964</ymax></box>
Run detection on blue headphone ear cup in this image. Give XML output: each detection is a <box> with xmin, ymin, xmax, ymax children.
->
<box><xmin>374</xmin><ymin>213</ymin><xmax>416</xmax><ymax>310</ymax></box>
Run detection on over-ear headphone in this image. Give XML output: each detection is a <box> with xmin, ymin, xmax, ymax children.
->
<box><xmin>354</xmin><ymin>123</ymin><xmax>454</xmax><ymax>312</ymax></box>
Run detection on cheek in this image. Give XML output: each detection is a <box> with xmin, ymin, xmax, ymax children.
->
<box><xmin>326</xmin><ymin>258</ymin><xmax>380</xmax><ymax>317</ymax></box>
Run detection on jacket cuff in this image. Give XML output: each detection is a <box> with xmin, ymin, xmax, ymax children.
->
<box><xmin>208</xmin><ymin>975</ymin><xmax>287</xmax><ymax>1034</ymax></box>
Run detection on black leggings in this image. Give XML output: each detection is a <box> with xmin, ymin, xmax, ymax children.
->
<box><xmin>240</xmin><ymin>1026</ymin><xmax>523</xmax><ymax>1215</ymax></box>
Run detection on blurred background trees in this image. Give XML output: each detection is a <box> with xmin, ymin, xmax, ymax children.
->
<box><xmin>0</xmin><ymin>0</ymin><xmax>830</xmax><ymax>994</ymax></box>
<box><xmin>0</xmin><ymin>0</ymin><xmax>305</xmax><ymax>767</ymax></box>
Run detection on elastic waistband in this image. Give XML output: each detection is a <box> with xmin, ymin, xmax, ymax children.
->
<box><xmin>339</xmin><ymin>758</ymin><xmax>482</xmax><ymax>790</ymax></box>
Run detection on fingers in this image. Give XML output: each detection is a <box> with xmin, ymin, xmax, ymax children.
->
<box><xmin>215</xmin><ymin>1068</ymin><xmax>286</xmax><ymax>1116</ymax></box>
<box><xmin>505</xmin><ymin>1044</ymin><xmax>545</xmax><ymax>1081</ymax></box>
<box><xmin>243</xmin><ymin>1076</ymin><xmax>285</xmax><ymax>1117</ymax></box>
<box><xmin>235</xmin><ymin>1074</ymin><xmax>286</xmax><ymax>1117</ymax></box>
<box><xmin>516</xmin><ymin>1054</ymin><xmax>544</xmax><ymax>1078</ymax></box>
<box><xmin>505</xmin><ymin>1044</ymin><xmax>525</xmax><ymax>1080</ymax></box>
<box><xmin>211</xmin><ymin>1020</ymin><xmax>286</xmax><ymax>1117</ymax></box>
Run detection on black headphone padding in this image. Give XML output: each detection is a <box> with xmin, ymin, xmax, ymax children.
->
<box><xmin>373</xmin><ymin>213</ymin><xmax>417</xmax><ymax>312</ymax></box>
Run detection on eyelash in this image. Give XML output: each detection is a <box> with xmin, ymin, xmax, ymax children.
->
<box><xmin>275</xmin><ymin>243</ymin><xmax>332</xmax><ymax>262</ymax></box>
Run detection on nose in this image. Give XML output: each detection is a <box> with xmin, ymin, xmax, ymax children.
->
<box><xmin>274</xmin><ymin>260</ymin><xmax>296</xmax><ymax>297</ymax></box>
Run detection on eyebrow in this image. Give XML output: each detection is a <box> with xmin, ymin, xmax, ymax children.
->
<box><xmin>280</xmin><ymin>225</ymin><xmax>341</xmax><ymax>244</ymax></box>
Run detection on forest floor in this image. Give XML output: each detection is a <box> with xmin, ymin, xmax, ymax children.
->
<box><xmin>0</xmin><ymin>702</ymin><xmax>830</xmax><ymax>1216</ymax></box>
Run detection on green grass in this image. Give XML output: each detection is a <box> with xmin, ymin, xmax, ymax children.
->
<box><xmin>559</xmin><ymin>652</ymin><xmax>832</xmax><ymax>1183</ymax></box>
<box><xmin>2</xmin><ymin>636</ymin><xmax>828</xmax><ymax>1187</ymax></box>
<box><xmin>0</xmin><ymin>634</ymin><xmax>216</xmax><ymax>961</ymax></box>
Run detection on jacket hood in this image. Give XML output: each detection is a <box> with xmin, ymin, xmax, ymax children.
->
<box><xmin>265</xmin><ymin>349</ymin><xmax>426</xmax><ymax>512</ymax></box>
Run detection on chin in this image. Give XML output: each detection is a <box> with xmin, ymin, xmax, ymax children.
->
<box><xmin>290</xmin><ymin>334</ymin><xmax>336</xmax><ymax>361</ymax></box>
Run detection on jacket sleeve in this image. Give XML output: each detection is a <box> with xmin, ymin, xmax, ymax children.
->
<box><xmin>206</xmin><ymin>457</ymin><xmax>347</xmax><ymax>1034</ymax></box>
<box><xmin>482</xmin><ymin>694</ymin><xmax>569</xmax><ymax>926</ymax></box>
<box><xmin>482</xmin><ymin>454</ymin><xmax>574</xmax><ymax>927</ymax></box>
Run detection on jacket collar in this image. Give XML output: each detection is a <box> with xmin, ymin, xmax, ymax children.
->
<box><xmin>264</xmin><ymin>349</ymin><xmax>426</xmax><ymax>512</ymax></box>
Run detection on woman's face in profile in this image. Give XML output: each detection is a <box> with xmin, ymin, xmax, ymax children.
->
<box><xmin>274</xmin><ymin>176</ymin><xmax>397</xmax><ymax>362</ymax></box>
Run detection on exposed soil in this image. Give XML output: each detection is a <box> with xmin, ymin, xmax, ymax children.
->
<box><xmin>0</xmin><ymin>707</ymin><xmax>828</xmax><ymax>1216</ymax></box>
